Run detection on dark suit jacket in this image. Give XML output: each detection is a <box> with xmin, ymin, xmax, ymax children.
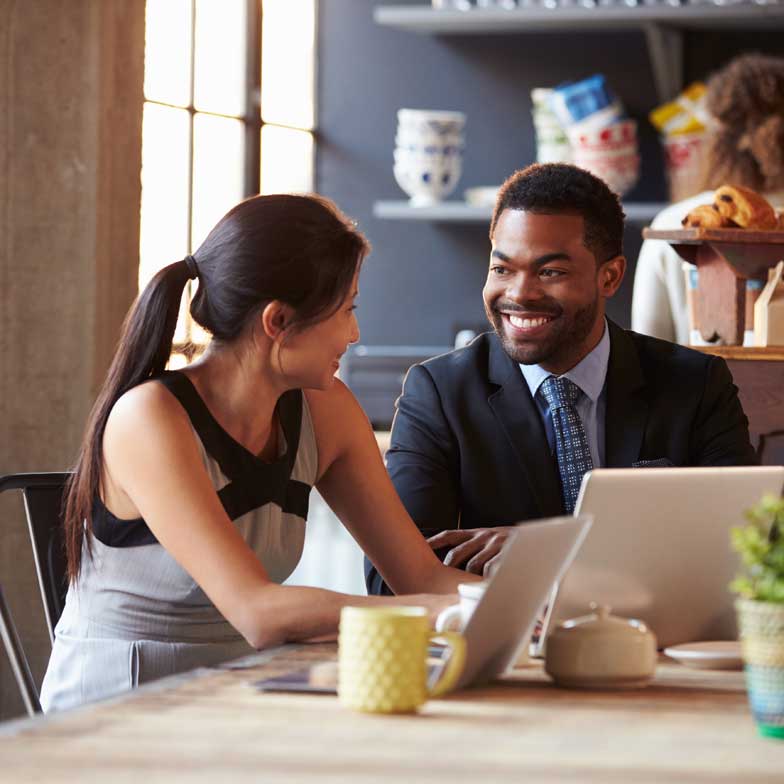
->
<box><xmin>365</xmin><ymin>321</ymin><xmax>758</xmax><ymax>594</ymax></box>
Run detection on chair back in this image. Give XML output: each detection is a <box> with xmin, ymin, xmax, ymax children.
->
<box><xmin>0</xmin><ymin>473</ymin><xmax>71</xmax><ymax>641</ymax></box>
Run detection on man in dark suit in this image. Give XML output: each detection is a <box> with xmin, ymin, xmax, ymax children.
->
<box><xmin>366</xmin><ymin>163</ymin><xmax>756</xmax><ymax>595</ymax></box>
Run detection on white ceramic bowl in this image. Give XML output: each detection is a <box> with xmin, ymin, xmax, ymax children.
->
<box><xmin>574</xmin><ymin>153</ymin><xmax>640</xmax><ymax>196</ymax></box>
<box><xmin>395</xmin><ymin>129</ymin><xmax>464</xmax><ymax>147</ymax></box>
<box><xmin>394</xmin><ymin>155</ymin><xmax>462</xmax><ymax>205</ymax></box>
<box><xmin>394</xmin><ymin>144</ymin><xmax>464</xmax><ymax>160</ymax></box>
<box><xmin>397</xmin><ymin>109</ymin><xmax>466</xmax><ymax>138</ymax></box>
<box><xmin>464</xmin><ymin>186</ymin><xmax>500</xmax><ymax>207</ymax></box>
<box><xmin>537</xmin><ymin>142</ymin><xmax>573</xmax><ymax>164</ymax></box>
<box><xmin>397</xmin><ymin>108</ymin><xmax>466</xmax><ymax>124</ymax></box>
<box><xmin>569</xmin><ymin>119</ymin><xmax>637</xmax><ymax>153</ymax></box>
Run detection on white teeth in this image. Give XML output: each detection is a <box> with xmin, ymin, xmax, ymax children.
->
<box><xmin>509</xmin><ymin>315</ymin><xmax>551</xmax><ymax>329</ymax></box>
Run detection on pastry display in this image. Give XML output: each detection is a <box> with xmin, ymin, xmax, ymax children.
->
<box><xmin>680</xmin><ymin>184</ymin><xmax>780</xmax><ymax>231</ymax></box>
<box><xmin>713</xmin><ymin>185</ymin><xmax>779</xmax><ymax>230</ymax></box>
<box><xmin>681</xmin><ymin>203</ymin><xmax>733</xmax><ymax>229</ymax></box>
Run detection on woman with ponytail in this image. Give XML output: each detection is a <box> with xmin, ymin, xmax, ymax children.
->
<box><xmin>41</xmin><ymin>194</ymin><xmax>476</xmax><ymax>711</ymax></box>
<box><xmin>632</xmin><ymin>53</ymin><xmax>784</xmax><ymax>344</ymax></box>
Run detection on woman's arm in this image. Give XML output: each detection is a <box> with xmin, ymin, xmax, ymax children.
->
<box><xmin>102</xmin><ymin>382</ymin><xmax>456</xmax><ymax>650</ymax></box>
<box><xmin>307</xmin><ymin>380</ymin><xmax>480</xmax><ymax>596</ymax></box>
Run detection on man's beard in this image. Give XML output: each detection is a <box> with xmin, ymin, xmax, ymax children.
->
<box><xmin>485</xmin><ymin>294</ymin><xmax>600</xmax><ymax>367</ymax></box>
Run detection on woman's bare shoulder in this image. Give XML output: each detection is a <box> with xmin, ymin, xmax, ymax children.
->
<box><xmin>305</xmin><ymin>378</ymin><xmax>368</xmax><ymax>428</ymax></box>
<box><xmin>104</xmin><ymin>379</ymin><xmax>192</xmax><ymax>448</ymax></box>
<box><xmin>305</xmin><ymin>380</ymin><xmax>373</xmax><ymax>466</ymax></box>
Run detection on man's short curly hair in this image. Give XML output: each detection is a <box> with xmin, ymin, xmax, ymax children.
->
<box><xmin>490</xmin><ymin>163</ymin><xmax>625</xmax><ymax>264</ymax></box>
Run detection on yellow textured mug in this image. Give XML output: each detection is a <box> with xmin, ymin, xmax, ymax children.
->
<box><xmin>338</xmin><ymin>606</ymin><xmax>466</xmax><ymax>713</ymax></box>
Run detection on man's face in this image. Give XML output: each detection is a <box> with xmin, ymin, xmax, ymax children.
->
<box><xmin>483</xmin><ymin>209</ymin><xmax>624</xmax><ymax>374</ymax></box>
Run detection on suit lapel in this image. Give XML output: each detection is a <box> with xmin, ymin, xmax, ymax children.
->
<box><xmin>486</xmin><ymin>336</ymin><xmax>564</xmax><ymax>517</ymax></box>
<box><xmin>604</xmin><ymin>322</ymin><xmax>648</xmax><ymax>467</ymax></box>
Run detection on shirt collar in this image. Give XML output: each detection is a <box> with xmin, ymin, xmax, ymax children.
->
<box><xmin>519</xmin><ymin>319</ymin><xmax>610</xmax><ymax>402</ymax></box>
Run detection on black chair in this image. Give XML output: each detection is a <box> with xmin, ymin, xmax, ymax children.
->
<box><xmin>0</xmin><ymin>472</ymin><xmax>71</xmax><ymax>715</ymax></box>
<box><xmin>0</xmin><ymin>586</ymin><xmax>41</xmax><ymax>715</ymax></box>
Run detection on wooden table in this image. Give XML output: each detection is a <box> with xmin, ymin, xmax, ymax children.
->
<box><xmin>2</xmin><ymin>644</ymin><xmax>783</xmax><ymax>783</ymax></box>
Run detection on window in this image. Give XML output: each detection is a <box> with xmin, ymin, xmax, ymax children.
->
<box><xmin>139</xmin><ymin>0</ymin><xmax>317</xmax><ymax>365</ymax></box>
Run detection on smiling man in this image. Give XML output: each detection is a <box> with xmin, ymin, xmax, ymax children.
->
<box><xmin>365</xmin><ymin>163</ymin><xmax>757</xmax><ymax>593</ymax></box>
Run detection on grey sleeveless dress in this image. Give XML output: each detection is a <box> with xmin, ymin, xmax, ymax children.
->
<box><xmin>40</xmin><ymin>372</ymin><xmax>318</xmax><ymax>712</ymax></box>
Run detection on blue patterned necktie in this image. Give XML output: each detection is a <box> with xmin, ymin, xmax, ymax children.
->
<box><xmin>540</xmin><ymin>375</ymin><xmax>594</xmax><ymax>514</ymax></box>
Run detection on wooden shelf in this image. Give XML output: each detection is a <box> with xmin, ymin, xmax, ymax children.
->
<box><xmin>373</xmin><ymin>5</ymin><xmax>784</xmax><ymax>35</ymax></box>
<box><xmin>694</xmin><ymin>345</ymin><xmax>784</xmax><ymax>362</ymax></box>
<box><xmin>373</xmin><ymin>200</ymin><xmax>667</xmax><ymax>224</ymax></box>
<box><xmin>374</xmin><ymin>5</ymin><xmax>784</xmax><ymax>102</ymax></box>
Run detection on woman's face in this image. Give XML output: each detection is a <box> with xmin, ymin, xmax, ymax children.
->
<box><xmin>278</xmin><ymin>272</ymin><xmax>360</xmax><ymax>390</ymax></box>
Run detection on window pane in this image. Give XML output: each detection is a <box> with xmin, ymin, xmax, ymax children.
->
<box><xmin>260</xmin><ymin>126</ymin><xmax>314</xmax><ymax>194</ymax></box>
<box><xmin>168</xmin><ymin>353</ymin><xmax>189</xmax><ymax>370</ymax></box>
<box><xmin>191</xmin><ymin>113</ymin><xmax>245</xmax><ymax>249</ymax></box>
<box><xmin>139</xmin><ymin>103</ymin><xmax>191</xmax><ymax>288</ymax></box>
<box><xmin>194</xmin><ymin>0</ymin><xmax>247</xmax><ymax>117</ymax></box>
<box><xmin>144</xmin><ymin>0</ymin><xmax>193</xmax><ymax>107</ymax></box>
<box><xmin>261</xmin><ymin>0</ymin><xmax>316</xmax><ymax>130</ymax></box>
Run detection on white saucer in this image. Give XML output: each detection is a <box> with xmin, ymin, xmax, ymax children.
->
<box><xmin>663</xmin><ymin>641</ymin><xmax>743</xmax><ymax>671</ymax></box>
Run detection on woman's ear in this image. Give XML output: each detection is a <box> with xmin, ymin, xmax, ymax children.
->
<box><xmin>260</xmin><ymin>301</ymin><xmax>295</xmax><ymax>340</ymax></box>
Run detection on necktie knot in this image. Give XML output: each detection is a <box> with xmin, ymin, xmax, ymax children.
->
<box><xmin>540</xmin><ymin>375</ymin><xmax>581</xmax><ymax>410</ymax></box>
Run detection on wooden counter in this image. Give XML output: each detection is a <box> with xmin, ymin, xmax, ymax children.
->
<box><xmin>697</xmin><ymin>346</ymin><xmax>784</xmax><ymax>465</ymax></box>
<box><xmin>2</xmin><ymin>643</ymin><xmax>783</xmax><ymax>782</ymax></box>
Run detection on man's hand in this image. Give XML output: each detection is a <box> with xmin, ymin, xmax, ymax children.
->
<box><xmin>426</xmin><ymin>527</ymin><xmax>516</xmax><ymax>577</ymax></box>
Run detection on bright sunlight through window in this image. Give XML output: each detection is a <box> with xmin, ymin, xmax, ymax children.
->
<box><xmin>139</xmin><ymin>0</ymin><xmax>317</xmax><ymax>367</ymax></box>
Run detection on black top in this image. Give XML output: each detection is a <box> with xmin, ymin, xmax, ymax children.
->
<box><xmin>92</xmin><ymin>371</ymin><xmax>311</xmax><ymax>548</ymax></box>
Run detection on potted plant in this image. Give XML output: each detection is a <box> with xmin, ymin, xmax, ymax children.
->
<box><xmin>731</xmin><ymin>493</ymin><xmax>784</xmax><ymax>739</ymax></box>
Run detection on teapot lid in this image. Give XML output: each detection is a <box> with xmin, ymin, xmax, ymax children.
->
<box><xmin>552</xmin><ymin>603</ymin><xmax>652</xmax><ymax>641</ymax></box>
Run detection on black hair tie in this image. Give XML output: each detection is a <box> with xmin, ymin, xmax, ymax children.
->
<box><xmin>183</xmin><ymin>254</ymin><xmax>199</xmax><ymax>280</ymax></box>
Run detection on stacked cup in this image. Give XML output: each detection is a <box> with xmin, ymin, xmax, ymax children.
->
<box><xmin>531</xmin><ymin>88</ymin><xmax>572</xmax><ymax>164</ymax></box>
<box><xmin>550</xmin><ymin>75</ymin><xmax>640</xmax><ymax>197</ymax></box>
<box><xmin>568</xmin><ymin>119</ymin><xmax>641</xmax><ymax>198</ymax></box>
<box><xmin>394</xmin><ymin>109</ymin><xmax>466</xmax><ymax>206</ymax></box>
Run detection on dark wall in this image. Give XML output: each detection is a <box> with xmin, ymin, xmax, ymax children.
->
<box><xmin>317</xmin><ymin>1</ymin><xmax>784</xmax><ymax>347</ymax></box>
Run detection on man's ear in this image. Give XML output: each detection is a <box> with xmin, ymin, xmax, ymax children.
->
<box><xmin>599</xmin><ymin>255</ymin><xmax>626</xmax><ymax>298</ymax></box>
<box><xmin>260</xmin><ymin>301</ymin><xmax>296</xmax><ymax>340</ymax></box>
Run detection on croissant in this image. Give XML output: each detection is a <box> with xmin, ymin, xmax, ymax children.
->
<box><xmin>681</xmin><ymin>204</ymin><xmax>733</xmax><ymax>229</ymax></box>
<box><xmin>713</xmin><ymin>185</ymin><xmax>778</xmax><ymax>230</ymax></box>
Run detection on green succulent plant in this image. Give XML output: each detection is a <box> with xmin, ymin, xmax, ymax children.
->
<box><xmin>730</xmin><ymin>494</ymin><xmax>784</xmax><ymax>603</ymax></box>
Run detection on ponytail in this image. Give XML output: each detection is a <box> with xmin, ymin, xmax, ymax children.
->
<box><xmin>63</xmin><ymin>258</ymin><xmax>192</xmax><ymax>580</ymax></box>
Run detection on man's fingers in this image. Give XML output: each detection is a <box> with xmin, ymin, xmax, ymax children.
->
<box><xmin>482</xmin><ymin>553</ymin><xmax>502</xmax><ymax>578</ymax></box>
<box><xmin>427</xmin><ymin>530</ymin><xmax>475</xmax><ymax>548</ymax></box>
<box><xmin>443</xmin><ymin>537</ymin><xmax>488</xmax><ymax>568</ymax></box>
<box><xmin>465</xmin><ymin>540</ymin><xmax>503</xmax><ymax>575</ymax></box>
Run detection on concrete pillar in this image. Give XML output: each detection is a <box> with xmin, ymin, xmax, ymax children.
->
<box><xmin>0</xmin><ymin>0</ymin><xmax>144</xmax><ymax>719</ymax></box>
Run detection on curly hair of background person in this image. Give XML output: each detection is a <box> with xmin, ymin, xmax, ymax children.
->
<box><xmin>701</xmin><ymin>53</ymin><xmax>784</xmax><ymax>193</ymax></box>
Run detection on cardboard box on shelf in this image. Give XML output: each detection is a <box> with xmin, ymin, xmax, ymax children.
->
<box><xmin>754</xmin><ymin>260</ymin><xmax>784</xmax><ymax>347</ymax></box>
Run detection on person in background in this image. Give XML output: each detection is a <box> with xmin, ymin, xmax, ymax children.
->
<box><xmin>41</xmin><ymin>194</ymin><xmax>476</xmax><ymax>712</ymax></box>
<box><xmin>632</xmin><ymin>53</ymin><xmax>784</xmax><ymax>344</ymax></box>
<box><xmin>365</xmin><ymin>163</ymin><xmax>757</xmax><ymax>595</ymax></box>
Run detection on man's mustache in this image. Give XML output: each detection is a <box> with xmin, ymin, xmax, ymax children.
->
<box><xmin>491</xmin><ymin>300</ymin><xmax>562</xmax><ymax>318</ymax></box>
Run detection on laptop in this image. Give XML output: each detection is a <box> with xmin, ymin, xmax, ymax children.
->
<box><xmin>539</xmin><ymin>466</ymin><xmax>784</xmax><ymax>650</ymax></box>
<box><xmin>256</xmin><ymin>514</ymin><xmax>592</xmax><ymax>694</ymax></box>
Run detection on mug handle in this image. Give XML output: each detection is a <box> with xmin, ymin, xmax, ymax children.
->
<box><xmin>435</xmin><ymin>603</ymin><xmax>462</xmax><ymax>632</ymax></box>
<box><xmin>426</xmin><ymin>631</ymin><xmax>466</xmax><ymax>698</ymax></box>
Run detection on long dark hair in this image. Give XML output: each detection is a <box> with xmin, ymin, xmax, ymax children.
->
<box><xmin>64</xmin><ymin>194</ymin><xmax>369</xmax><ymax>579</ymax></box>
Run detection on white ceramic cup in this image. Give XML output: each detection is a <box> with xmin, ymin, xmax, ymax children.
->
<box><xmin>435</xmin><ymin>582</ymin><xmax>487</xmax><ymax>633</ymax></box>
<box><xmin>435</xmin><ymin>581</ymin><xmax>532</xmax><ymax>666</ymax></box>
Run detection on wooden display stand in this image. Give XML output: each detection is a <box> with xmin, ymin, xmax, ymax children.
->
<box><xmin>643</xmin><ymin>228</ymin><xmax>784</xmax><ymax>345</ymax></box>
